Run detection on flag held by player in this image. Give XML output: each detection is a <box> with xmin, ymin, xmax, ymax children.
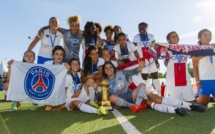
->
<box><xmin>7</xmin><ymin>61</ymin><xmax>67</xmax><ymax>105</ymax></box>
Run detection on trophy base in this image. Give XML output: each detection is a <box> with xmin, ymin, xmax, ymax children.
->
<box><xmin>101</xmin><ymin>101</ymin><xmax>111</xmax><ymax>106</ymax></box>
<box><xmin>102</xmin><ymin>106</ymin><xmax>113</xmax><ymax>111</ymax></box>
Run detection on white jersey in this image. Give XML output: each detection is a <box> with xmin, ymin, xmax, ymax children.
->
<box><xmin>165</xmin><ymin>51</ymin><xmax>191</xmax><ymax>86</ymax></box>
<box><xmin>65</xmin><ymin>72</ymin><xmax>82</xmax><ymax>101</ymax></box>
<box><xmin>91</xmin><ymin>58</ymin><xmax>105</xmax><ymax>74</ymax></box>
<box><xmin>113</xmin><ymin>41</ymin><xmax>137</xmax><ymax>61</ymax></box>
<box><xmin>39</xmin><ymin>29</ymin><xmax>63</xmax><ymax>58</ymax></box>
<box><xmin>199</xmin><ymin>56</ymin><xmax>215</xmax><ymax>80</ymax></box>
<box><xmin>133</xmin><ymin>34</ymin><xmax>155</xmax><ymax>59</ymax></box>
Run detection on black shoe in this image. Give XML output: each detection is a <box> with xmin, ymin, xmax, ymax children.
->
<box><xmin>190</xmin><ymin>104</ymin><xmax>206</xmax><ymax>112</ymax></box>
<box><xmin>175</xmin><ymin>108</ymin><xmax>189</xmax><ymax>116</ymax></box>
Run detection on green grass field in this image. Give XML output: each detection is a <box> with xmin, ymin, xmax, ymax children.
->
<box><xmin>0</xmin><ymin>91</ymin><xmax>215</xmax><ymax>134</ymax></box>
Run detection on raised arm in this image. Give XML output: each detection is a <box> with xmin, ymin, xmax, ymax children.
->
<box><xmin>134</xmin><ymin>50</ymin><xmax>140</xmax><ymax>59</ymax></box>
<box><xmin>57</xmin><ymin>27</ymin><xmax>68</xmax><ymax>34</ymax></box>
<box><xmin>27</xmin><ymin>35</ymin><xmax>40</xmax><ymax>51</ymax></box>
<box><xmin>121</xmin><ymin>60</ymin><xmax>145</xmax><ymax>77</ymax></box>
<box><xmin>7</xmin><ymin>60</ymin><xmax>14</xmax><ymax>81</ymax></box>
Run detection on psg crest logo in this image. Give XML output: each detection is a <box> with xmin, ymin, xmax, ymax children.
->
<box><xmin>24</xmin><ymin>66</ymin><xmax>55</xmax><ymax>100</ymax></box>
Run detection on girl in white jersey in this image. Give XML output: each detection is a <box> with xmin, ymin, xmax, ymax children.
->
<box><xmin>102</xmin><ymin>25</ymin><xmax>117</xmax><ymax>52</ymax></box>
<box><xmin>111</xmin><ymin>33</ymin><xmax>140</xmax><ymax>66</ymax></box>
<box><xmin>192</xmin><ymin>29</ymin><xmax>215</xmax><ymax>106</ymax></box>
<box><xmin>56</xmin><ymin>58</ymin><xmax>108</xmax><ymax>115</ymax></box>
<box><xmin>5</xmin><ymin>51</ymin><xmax>36</xmax><ymax>111</ymax></box>
<box><xmin>27</xmin><ymin>17</ymin><xmax>63</xmax><ymax>64</ymax></box>
<box><xmin>133</xmin><ymin>22</ymin><xmax>161</xmax><ymax>95</ymax></box>
<box><xmin>44</xmin><ymin>46</ymin><xmax>70</xmax><ymax>111</ymax></box>
<box><xmin>164</xmin><ymin>31</ymin><xmax>195</xmax><ymax>103</ymax></box>
<box><xmin>81</xmin><ymin>46</ymin><xmax>104</xmax><ymax>108</ymax></box>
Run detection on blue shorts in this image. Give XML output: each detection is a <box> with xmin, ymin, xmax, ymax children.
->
<box><xmin>118</xmin><ymin>90</ymin><xmax>134</xmax><ymax>103</ymax></box>
<box><xmin>37</xmin><ymin>56</ymin><xmax>53</xmax><ymax>64</ymax></box>
<box><xmin>197</xmin><ymin>80</ymin><xmax>215</xmax><ymax>96</ymax></box>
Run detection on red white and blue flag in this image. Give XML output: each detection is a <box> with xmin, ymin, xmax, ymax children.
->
<box><xmin>7</xmin><ymin>61</ymin><xmax>67</xmax><ymax>105</ymax></box>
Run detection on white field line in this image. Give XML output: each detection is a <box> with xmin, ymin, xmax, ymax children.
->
<box><xmin>0</xmin><ymin>114</ymin><xmax>11</xmax><ymax>134</ymax></box>
<box><xmin>112</xmin><ymin>108</ymin><xmax>141</xmax><ymax>134</ymax></box>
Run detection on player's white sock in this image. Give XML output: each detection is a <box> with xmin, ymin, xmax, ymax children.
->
<box><xmin>89</xmin><ymin>86</ymin><xmax>95</xmax><ymax>104</ymax></box>
<box><xmin>151</xmin><ymin>102</ymin><xmax>176</xmax><ymax>113</ymax></box>
<box><xmin>135</xmin><ymin>88</ymin><xmax>145</xmax><ymax>106</ymax></box>
<box><xmin>162</xmin><ymin>97</ymin><xmax>191</xmax><ymax>110</ymax></box>
<box><xmin>153</xmin><ymin>79</ymin><xmax>161</xmax><ymax>95</ymax></box>
<box><xmin>115</xmin><ymin>97</ymin><xmax>133</xmax><ymax>107</ymax></box>
<box><xmin>78</xmin><ymin>103</ymin><xmax>98</xmax><ymax>114</ymax></box>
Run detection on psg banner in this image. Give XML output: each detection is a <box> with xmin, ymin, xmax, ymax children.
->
<box><xmin>157</xmin><ymin>43</ymin><xmax>215</xmax><ymax>56</ymax></box>
<box><xmin>7</xmin><ymin>61</ymin><xmax>67</xmax><ymax>105</ymax></box>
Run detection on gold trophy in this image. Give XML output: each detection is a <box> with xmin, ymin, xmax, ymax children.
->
<box><xmin>100</xmin><ymin>79</ymin><xmax>112</xmax><ymax>110</ymax></box>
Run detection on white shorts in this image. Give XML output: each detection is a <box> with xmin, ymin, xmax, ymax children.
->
<box><xmin>66</xmin><ymin>87</ymin><xmax>90</xmax><ymax>111</ymax></box>
<box><xmin>141</xmin><ymin>58</ymin><xmax>159</xmax><ymax>74</ymax></box>
<box><xmin>146</xmin><ymin>84</ymin><xmax>157</xmax><ymax>94</ymax></box>
<box><xmin>164</xmin><ymin>85</ymin><xmax>195</xmax><ymax>101</ymax></box>
<box><xmin>142</xmin><ymin>84</ymin><xmax>158</xmax><ymax>99</ymax></box>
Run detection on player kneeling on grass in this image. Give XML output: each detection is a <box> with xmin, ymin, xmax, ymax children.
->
<box><xmin>102</xmin><ymin>60</ymin><xmax>147</xmax><ymax>113</ymax></box>
<box><xmin>54</xmin><ymin>58</ymin><xmax>108</xmax><ymax>115</ymax></box>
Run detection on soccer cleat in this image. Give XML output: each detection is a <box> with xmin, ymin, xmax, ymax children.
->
<box><xmin>30</xmin><ymin>104</ymin><xmax>38</xmax><ymax>111</ymax></box>
<box><xmin>98</xmin><ymin>106</ymin><xmax>109</xmax><ymax>115</ymax></box>
<box><xmin>16</xmin><ymin>102</ymin><xmax>21</xmax><ymax>108</ymax></box>
<box><xmin>175</xmin><ymin>108</ymin><xmax>189</xmax><ymax>116</ymax></box>
<box><xmin>139</xmin><ymin>102</ymin><xmax>147</xmax><ymax>110</ymax></box>
<box><xmin>10</xmin><ymin>102</ymin><xmax>18</xmax><ymax>112</ymax></box>
<box><xmin>190</xmin><ymin>104</ymin><xmax>206</xmax><ymax>112</ymax></box>
<box><xmin>130</xmin><ymin>104</ymin><xmax>141</xmax><ymax>113</ymax></box>
<box><xmin>90</xmin><ymin>102</ymin><xmax>99</xmax><ymax>109</ymax></box>
<box><xmin>45</xmin><ymin>105</ymin><xmax>52</xmax><ymax>111</ymax></box>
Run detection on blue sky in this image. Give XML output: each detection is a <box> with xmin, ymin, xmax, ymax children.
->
<box><xmin>0</xmin><ymin>0</ymin><xmax>215</xmax><ymax>73</ymax></box>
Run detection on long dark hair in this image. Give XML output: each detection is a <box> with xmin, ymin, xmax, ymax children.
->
<box><xmin>102</xmin><ymin>61</ymin><xmax>116</xmax><ymax>78</ymax></box>
<box><xmin>83</xmin><ymin>21</ymin><xmax>97</xmax><ymax>47</ymax></box>
<box><xmin>83</xmin><ymin>46</ymin><xmax>97</xmax><ymax>76</ymax></box>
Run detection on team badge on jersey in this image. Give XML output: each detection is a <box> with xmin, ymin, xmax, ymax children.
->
<box><xmin>24</xmin><ymin>66</ymin><xmax>55</xmax><ymax>100</ymax></box>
